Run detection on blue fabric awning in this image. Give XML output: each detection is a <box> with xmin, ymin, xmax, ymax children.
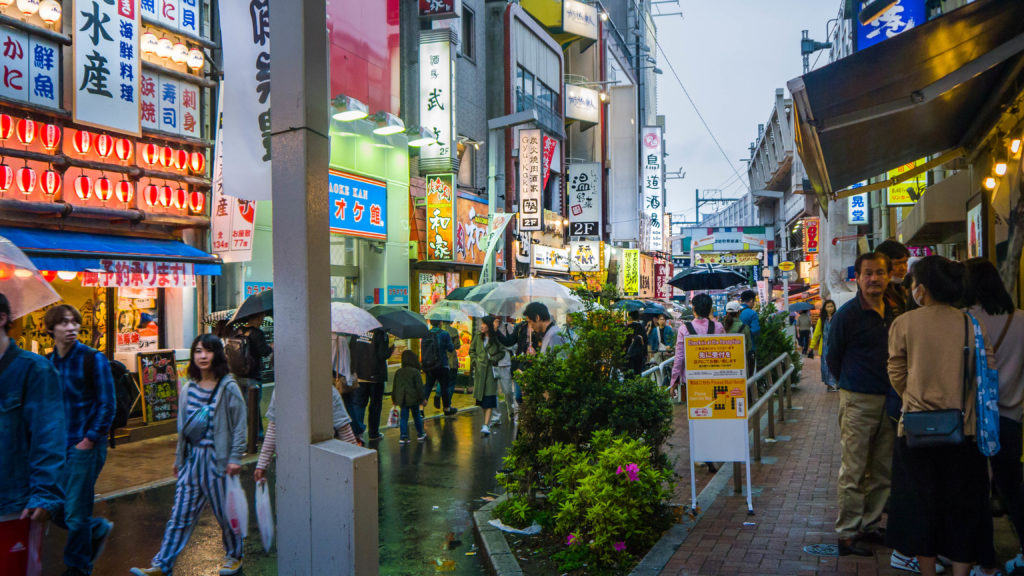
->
<box><xmin>0</xmin><ymin>227</ymin><xmax>222</xmax><ymax>275</ymax></box>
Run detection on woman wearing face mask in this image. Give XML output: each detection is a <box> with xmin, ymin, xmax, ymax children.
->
<box><xmin>809</xmin><ymin>300</ymin><xmax>838</xmax><ymax>391</ymax></box>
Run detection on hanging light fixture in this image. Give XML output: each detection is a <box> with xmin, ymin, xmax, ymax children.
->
<box><xmin>0</xmin><ymin>114</ymin><xmax>12</xmax><ymax>140</ymax></box>
<box><xmin>158</xmin><ymin>185</ymin><xmax>173</xmax><ymax>207</ymax></box>
<box><xmin>73</xmin><ymin>174</ymin><xmax>91</xmax><ymax>200</ymax></box>
<box><xmin>16</xmin><ymin>0</ymin><xmax>40</xmax><ymax>17</ymax></box>
<box><xmin>159</xmin><ymin>146</ymin><xmax>174</xmax><ymax>167</ymax></box>
<box><xmin>0</xmin><ymin>0</ymin><xmax>14</xmax><ymax>10</ymax></box>
<box><xmin>16</xmin><ymin>166</ymin><xmax>35</xmax><ymax>195</ymax></box>
<box><xmin>172</xmin><ymin>187</ymin><xmax>187</xmax><ymax>210</ymax></box>
<box><xmin>0</xmin><ymin>164</ymin><xmax>13</xmax><ymax>195</ymax></box>
<box><xmin>171</xmin><ymin>43</ymin><xmax>189</xmax><ymax>64</ymax></box>
<box><xmin>40</xmin><ymin>270</ymin><xmax>58</xmax><ymax>282</ymax></box>
<box><xmin>371</xmin><ymin>112</ymin><xmax>405</xmax><ymax>136</ymax></box>
<box><xmin>16</xmin><ymin>118</ymin><xmax>35</xmax><ymax>145</ymax></box>
<box><xmin>116</xmin><ymin>180</ymin><xmax>134</xmax><ymax>203</ymax></box>
<box><xmin>186</xmin><ymin>49</ymin><xmax>205</xmax><ymax>71</ymax></box>
<box><xmin>984</xmin><ymin>176</ymin><xmax>998</xmax><ymax>190</ymax></box>
<box><xmin>1012</xmin><ymin>138</ymin><xmax>1023</xmax><ymax>156</ymax></box>
<box><xmin>114</xmin><ymin>138</ymin><xmax>132</xmax><ymax>161</ymax></box>
<box><xmin>331</xmin><ymin>94</ymin><xmax>369</xmax><ymax>122</ymax></box>
<box><xmin>188</xmin><ymin>151</ymin><xmax>205</xmax><ymax>173</ymax></box>
<box><xmin>38</xmin><ymin>0</ymin><xmax>60</xmax><ymax>23</ymax></box>
<box><xmin>141</xmin><ymin>143</ymin><xmax>159</xmax><ymax>165</ymax></box>
<box><xmin>143</xmin><ymin>184</ymin><xmax>159</xmax><ymax>207</ymax></box>
<box><xmin>173</xmin><ymin>149</ymin><xmax>188</xmax><ymax>170</ymax></box>
<box><xmin>94</xmin><ymin>177</ymin><xmax>113</xmax><ymax>202</ymax></box>
<box><xmin>95</xmin><ymin>134</ymin><xmax>114</xmax><ymax>158</ymax></box>
<box><xmin>56</xmin><ymin>270</ymin><xmax>78</xmax><ymax>281</ymax></box>
<box><xmin>141</xmin><ymin>33</ymin><xmax>159</xmax><ymax>56</ymax></box>
<box><xmin>39</xmin><ymin>124</ymin><xmax>59</xmax><ymax>151</ymax></box>
<box><xmin>188</xmin><ymin>190</ymin><xmax>205</xmax><ymax>213</ymax></box>
<box><xmin>156</xmin><ymin>37</ymin><xmax>173</xmax><ymax>59</ymax></box>
<box><xmin>40</xmin><ymin>169</ymin><xmax>60</xmax><ymax>196</ymax></box>
<box><xmin>72</xmin><ymin>130</ymin><xmax>91</xmax><ymax>155</ymax></box>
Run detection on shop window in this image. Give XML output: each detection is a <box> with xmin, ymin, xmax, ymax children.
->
<box><xmin>461</xmin><ymin>7</ymin><xmax>475</xmax><ymax>61</ymax></box>
<box><xmin>116</xmin><ymin>287</ymin><xmax>160</xmax><ymax>356</ymax></box>
<box><xmin>13</xmin><ymin>278</ymin><xmax>107</xmax><ymax>355</ymax></box>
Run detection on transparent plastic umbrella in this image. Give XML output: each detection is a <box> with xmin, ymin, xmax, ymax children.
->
<box><xmin>477</xmin><ymin>277</ymin><xmax>584</xmax><ymax>317</ymax></box>
<box><xmin>465</xmin><ymin>282</ymin><xmax>502</xmax><ymax>302</ymax></box>
<box><xmin>0</xmin><ymin>235</ymin><xmax>60</xmax><ymax>319</ymax></box>
<box><xmin>425</xmin><ymin>300</ymin><xmax>487</xmax><ymax>323</ymax></box>
<box><xmin>330</xmin><ymin>302</ymin><xmax>382</xmax><ymax>335</ymax></box>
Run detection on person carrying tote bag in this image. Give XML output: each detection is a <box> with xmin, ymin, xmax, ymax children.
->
<box><xmin>887</xmin><ymin>256</ymin><xmax>995</xmax><ymax>576</ymax></box>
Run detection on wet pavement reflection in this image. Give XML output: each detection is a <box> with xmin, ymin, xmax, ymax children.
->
<box><xmin>43</xmin><ymin>407</ymin><xmax>513</xmax><ymax>575</ymax></box>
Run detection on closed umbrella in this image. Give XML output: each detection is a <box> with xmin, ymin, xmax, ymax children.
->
<box><xmin>330</xmin><ymin>302</ymin><xmax>382</xmax><ymax>335</ymax></box>
<box><xmin>477</xmin><ymin>277</ymin><xmax>584</xmax><ymax>317</ymax></box>
<box><xmin>668</xmin><ymin>265</ymin><xmax>749</xmax><ymax>292</ymax></box>
<box><xmin>367</xmin><ymin>305</ymin><xmax>430</xmax><ymax>339</ymax></box>
<box><xmin>230</xmin><ymin>288</ymin><xmax>273</xmax><ymax>324</ymax></box>
<box><xmin>425</xmin><ymin>300</ymin><xmax>486</xmax><ymax>323</ymax></box>
<box><xmin>0</xmin><ymin>235</ymin><xmax>60</xmax><ymax>319</ymax></box>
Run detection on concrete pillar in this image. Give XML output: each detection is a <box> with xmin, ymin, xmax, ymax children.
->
<box><xmin>270</xmin><ymin>0</ymin><xmax>379</xmax><ymax>574</ymax></box>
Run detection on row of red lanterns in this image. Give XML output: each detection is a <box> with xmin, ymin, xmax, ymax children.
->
<box><xmin>0</xmin><ymin>115</ymin><xmax>61</xmax><ymax>151</ymax></box>
<box><xmin>140</xmin><ymin>143</ymin><xmax>205</xmax><ymax>173</ymax></box>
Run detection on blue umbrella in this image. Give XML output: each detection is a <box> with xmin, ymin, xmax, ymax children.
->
<box><xmin>641</xmin><ymin>303</ymin><xmax>668</xmax><ymax>318</ymax></box>
<box><xmin>613</xmin><ymin>300</ymin><xmax>646</xmax><ymax>312</ymax></box>
<box><xmin>789</xmin><ymin>302</ymin><xmax>814</xmax><ymax>313</ymax></box>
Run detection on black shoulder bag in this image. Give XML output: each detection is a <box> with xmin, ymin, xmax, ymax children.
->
<box><xmin>902</xmin><ymin>314</ymin><xmax>969</xmax><ymax>448</ymax></box>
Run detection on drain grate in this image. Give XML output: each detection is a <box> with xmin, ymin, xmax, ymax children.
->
<box><xmin>803</xmin><ymin>544</ymin><xmax>839</xmax><ymax>557</ymax></box>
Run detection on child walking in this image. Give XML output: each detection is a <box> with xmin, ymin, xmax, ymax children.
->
<box><xmin>392</xmin><ymin>350</ymin><xmax>427</xmax><ymax>443</ymax></box>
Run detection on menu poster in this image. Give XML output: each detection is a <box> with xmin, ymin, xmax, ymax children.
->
<box><xmin>138</xmin><ymin>350</ymin><xmax>179</xmax><ymax>423</ymax></box>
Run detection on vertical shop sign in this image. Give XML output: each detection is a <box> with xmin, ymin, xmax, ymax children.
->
<box><xmin>0</xmin><ymin>27</ymin><xmax>60</xmax><ymax>108</ymax></box>
<box><xmin>623</xmin><ymin>249</ymin><xmax>640</xmax><ymax>296</ymax></box>
<box><xmin>219</xmin><ymin>0</ymin><xmax>271</xmax><ymax>201</ymax></box>
<box><xmin>73</xmin><ymin>0</ymin><xmax>141</xmax><ymax>135</ymax></box>
<box><xmin>179</xmin><ymin>0</ymin><xmax>199</xmax><ymax>36</ymax></box>
<box><xmin>641</xmin><ymin>127</ymin><xmax>665</xmax><ymax>251</ymax></box>
<box><xmin>541</xmin><ymin>136</ymin><xmax>557</xmax><ymax>190</ymax></box>
<box><xmin>568</xmin><ymin>162</ymin><xmax>601</xmax><ymax>238</ymax></box>
<box><xmin>425</xmin><ymin>174</ymin><xmax>455</xmax><ymax>260</ymax></box>
<box><xmin>212</xmin><ymin>105</ymin><xmax>257</xmax><ymax>263</ymax></box>
<box><xmin>519</xmin><ymin>128</ymin><xmax>542</xmax><ymax>231</ymax></box>
<box><xmin>455</xmin><ymin>195</ymin><xmax>488</xmax><ymax>265</ymax></box>
<box><xmin>140</xmin><ymin>71</ymin><xmax>158</xmax><ymax>130</ymax></box>
<box><xmin>419</xmin><ymin>0</ymin><xmax>461</xmax><ymax>19</ymax></box>
<box><xmin>639</xmin><ymin>254</ymin><xmax>654</xmax><ymax>298</ymax></box>
<box><xmin>179</xmin><ymin>80</ymin><xmax>200</xmax><ymax>138</ymax></box>
<box><xmin>328</xmin><ymin>170</ymin><xmax>388</xmax><ymax>240</ymax></box>
<box><xmin>419</xmin><ymin>30</ymin><xmax>456</xmax><ymax>173</ymax></box>
<box><xmin>654</xmin><ymin>262</ymin><xmax>672</xmax><ymax>300</ymax></box>
<box><xmin>967</xmin><ymin>203</ymin><xmax>983</xmax><ymax>259</ymax></box>
<box><xmin>157</xmin><ymin>75</ymin><xmax>180</xmax><ymax>134</ymax></box>
<box><xmin>158</xmin><ymin>0</ymin><xmax>179</xmax><ymax>30</ymax></box>
<box><xmin>847</xmin><ymin>182</ymin><xmax>869</xmax><ymax>225</ymax></box>
<box><xmin>803</xmin><ymin>217</ymin><xmax>820</xmax><ymax>260</ymax></box>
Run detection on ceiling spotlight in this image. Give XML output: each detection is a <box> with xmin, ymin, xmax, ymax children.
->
<box><xmin>1011</xmin><ymin>138</ymin><xmax>1022</xmax><ymax>156</ymax></box>
<box><xmin>984</xmin><ymin>176</ymin><xmax>998</xmax><ymax>190</ymax></box>
<box><xmin>407</xmin><ymin>127</ymin><xmax>437</xmax><ymax>147</ymax></box>
<box><xmin>331</xmin><ymin>94</ymin><xmax>369</xmax><ymax>122</ymax></box>
<box><xmin>371</xmin><ymin>112</ymin><xmax>405</xmax><ymax>136</ymax></box>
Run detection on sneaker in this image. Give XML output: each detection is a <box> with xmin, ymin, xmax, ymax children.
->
<box><xmin>417</xmin><ymin>433</ymin><xmax>427</xmax><ymax>442</ymax></box>
<box><xmin>90</xmin><ymin>518</ymin><xmax>113</xmax><ymax>563</ymax></box>
<box><xmin>444</xmin><ymin>408</ymin><xmax>458</xmax><ymax>417</ymax></box>
<box><xmin>130</xmin><ymin>568</ymin><xmax>167</xmax><ymax>576</ymax></box>
<box><xmin>891</xmin><ymin>551</ymin><xmax>947</xmax><ymax>574</ymax></box>
<box><xmin>368</xmin><ymin>433</ymin><xmax>384</xmax><ymax>441</ymax></box>
<box><xmin>219</xmin><ymin>556</ymin><xmax>243</xmax><ymax>575</ymax></box>
<box><xmin>481</xmin><ymin>425</ymin><xmax>491</xmax><ymax>436</ymax></box>
<box><xmin>1007</xmin><ymin>554</ymin><xmax>1024</xmax><ymax>575</ymax></box>
<box><xmin>399</xmin><ymin>437</ymin><xmax>410</xmax><ymax>444</ymax></box>
<box><xmin>491</xmin><ymin>412</ymin><xmax>501</xmax><ymax>425</ymax></box>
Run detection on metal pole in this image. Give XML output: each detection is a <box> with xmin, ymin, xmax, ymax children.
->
<box><xmin>485</xmin><ymin>128</ymin><xmax>499</xmax><ymax>282</ymax></box>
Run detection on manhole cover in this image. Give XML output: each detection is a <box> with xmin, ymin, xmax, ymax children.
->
<box><xmin>803</xmin><ymin>544</ymin><xmax>839</xmax><ymax>557</ymax></box>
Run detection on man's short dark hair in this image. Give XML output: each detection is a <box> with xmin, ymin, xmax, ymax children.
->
<box><xmin>740</xmin><ymin>290</ymin><xmax>757</xmax><ymax>303</ymax></box>
<box><xmin>0</xmin><ymin>292</ymin><xmax>10</xmax><ymax>333</ymax></box>
<box><xmin>523</xmin><ymin>302</ymin><xmax>551</xmax><ymax>322</ymax></box>
<box><xmin>429</xmin><ymin>319</ymin><xmax>441</xmax><ymax>328</ymax></box>
<box><xmin>875</xmin><ymin>239</ymin><xmax>910</xmax><ymax>262</ymax></box>
<box><xmin>44</xmin><ymin>305</ymin><xmax>83</xmax><ymax>334</ymax></box>
<box><xmin>628</xmin><ymin>310</ymin><xmax>640</xmax><ymax>321</ymax></box>
<box><xmin>855</xmin><ymin>252</ymin><xmax>891</xmax><ymax>275</ymax></box>
<box><xmin>691</xmin><ymin>294</ymin><xmax>713</xmax><ymax>318</ymax></box>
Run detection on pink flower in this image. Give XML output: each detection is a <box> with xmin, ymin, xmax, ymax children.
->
<box><xmin>614</xmin><ymin>541</ymin><xmax>627</xmax><ymax>552</ymax></box>
<box><xmin>625</xmin><ymin>462</ymin><xmax>640</xmax><ymax>482</ymax></box>
<box><xmin>615</xmin><ymin>465</ymin><xmax>624</xmax><ymax>475</ymax></box>
<box><xmin>566</xmin><ymin>533</ymin><xmax>576</xmax><ymax>546</ymax></box>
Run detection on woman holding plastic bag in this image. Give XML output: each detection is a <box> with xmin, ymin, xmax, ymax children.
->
<box><xmin>130</xmin><ymin>334</ymin><xmax>248</xmax><ymax>576</ymax></box>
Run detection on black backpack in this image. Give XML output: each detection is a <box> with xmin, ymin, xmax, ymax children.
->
<box><xmin>684</xmin><ymin>320</ymin><xmax>716</xmax><ymax>336</ymax></box>
<box><xmin>108</xmin><ymin>359</ymin><xmax>137</xmax><ymax>448</ymax></box>
<box><xmin>224</xmin><ymin>327</ymin><xmax>256</xmax><ymax>377</ymax></box>
<box><xmin>421</xmin><ymin>331</ymin><xmax>443</xmax><ymax>371</ymax></box>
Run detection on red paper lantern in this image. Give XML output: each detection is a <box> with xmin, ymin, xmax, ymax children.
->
<box><xmin>188</xmin><ymin>190</ymin><xmax>205</xmax><ymax>213</ymax></box>
<box><xmin>95</xmin><ymin>134</ymin><xmax>114</xmax><ymax>158</ymax></box>
<box><xmin>16</xmin><ymin>118</ymin><xmax>35</xmax><ymax>145</ymax></box>
<box><xmin>73</xmin><ymin>175</ymin><xmax>91</xmax><ymax>200</ymax></box>
<box><xmin>188</xmin><ymin>151</ymin><xmax>205</xmax><ymax>174</ymax></box>
<box><xmin>172</xmin><ymin>187</ymin><xmax>187</xmax><ymax>209</ymax></box>
<box><xmin>0</xmin><ymin>263</ymin><xmax>10</xmax><ymax>280</ymax></box>
<box><xmin>173</xmin><ymin>149</ymin><xmax>188</xmax><ymax>170</ymax></box>
<box><xmin>94</xmin><ymin>177</ymin><xmax>113</xmax><ymax>202</ymax></box>
<box><xmin>159</xmin><ymin>185</ymin><xmax>172</xmax><ymax>207</ymax></box>
<box><xmin>116</xmin><ymin>180</ymin><xmax>133</xmax><ymax>203</ymax></box>
<box><xmin>143</xmin><ymin>184</ymin><xmax>159</xmax><ymax>207</ymax></box>
<box><xmin>115</xmin><ymin>138</ymin><xmax>132</xmax><ymax>161</ymax></box>
<box><xmin>0</xmin><ymin>164</ymin><xmax>13</xmax><ymax>194</ymax></box>
<box><xmin>141</xmin><ymin>143</ymin><xmax>158</xmax><ymax>165</ymax></box>
<box><xmin>72</xmin><ymin>131</ymin><xmax>91</xmax><ymax>155</ymax></box>
<box><xmin>41</xmin><ymin>270</ymin><xmax>58</xmax><ymax>282</ymax></box>
<box><xmin>39</xmin><ymin>124</ymin><xmax>60</xmax><ymax>151</ymax></box>
<box><xmin>159</xmin><ymin>146</ymin><xmax>174</xmax><ymax>167</ymax></box>
<box><xmin>40</xmin><ymin>170</ymin><xmax>60</xmax><ymax>196</ymax></box>
<box><xmin>0</xmin><ymin>114</ymin><xmax>13</xmax><ymax>140</ymax></box>
<box><xmin>16</xmin><ymin>166</ymin><xmax>35</xmax><ymax>194</ymax></box>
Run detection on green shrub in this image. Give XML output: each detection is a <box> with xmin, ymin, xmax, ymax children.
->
<box><xmin>755</xmin><ymin>303</ymin><xmax>803</xmax><ymax>384</ymax></box>
<box><xmin>494</xmin><ymin>495</ymin><xmax>534</xmax><ymax>530</ymax></box>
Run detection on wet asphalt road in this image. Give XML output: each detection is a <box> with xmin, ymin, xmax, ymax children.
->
<box><xmin>42</xmin><ymin>407</ymin><xmax>514</xmax><ymax>576</ymax></box>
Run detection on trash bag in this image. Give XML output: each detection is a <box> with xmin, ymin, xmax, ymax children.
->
<box><xmin>0</xmin><ymin>514</ymin><xmax>44</xmax><ymax>576</ymax></box>
<box><xmin>387</xmin><ymin>406</ymin><xmax>400</xmax><ymax>427</ymax></box>
<box><xmin>225</xmin><ymin>474</ymin><xmax>249</xmax><ymax>538</ymax></box>
<box><xmin>255</xmin><ymin>480</ymin><xmax>274</xmax><ymax>552</ymax></box>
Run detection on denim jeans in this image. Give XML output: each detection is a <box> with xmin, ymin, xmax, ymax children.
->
<box><xmin>54</xmin><ymin>440</ymin><xmax>108</xmax><ymax>572</ymax></box>
<box><xmin>446</xmin><ymin>367</ymin><xmax>459</xmax><ymax>406</ymax></box>
<box><xmin>399</xmin><ymin>406</ymin><xmax>424</xmax><ymax>439</ymax></box>
<box><xmin>342</xmin><ymin>392</ymin><xmax>363</xmax><ymax>436</ymax></box>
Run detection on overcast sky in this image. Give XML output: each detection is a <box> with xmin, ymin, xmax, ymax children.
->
<box><xmin>654</xmin><ymin>0</ymin><xmax>841</xmax><ymax>225</ymax></box>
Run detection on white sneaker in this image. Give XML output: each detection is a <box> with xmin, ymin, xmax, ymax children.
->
<box><xmin>1007</xmin><ymin>554</ymin><xmax>1024</xmax><ymax>575</ymax></box>
<box><xmin>481</xmin><ymin>425</ymin><xmax>491</xmax><ymax>436</ymax></box>
<box><xmin>219</xmin><ymin>556</ymin><xmax>243</xmax><ymax>575</ymax></box>
<box><xmin>891</xmin><ymin>551</ymin><xmax>947</xmax><ymax>574</ymax></box>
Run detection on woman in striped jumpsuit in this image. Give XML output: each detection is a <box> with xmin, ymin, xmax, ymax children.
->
<box><xmin>131</xmin><ymin>334</ymin><xmax>248</xmax><ymax>576</ymax></box>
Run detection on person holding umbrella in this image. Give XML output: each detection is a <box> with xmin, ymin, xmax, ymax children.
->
<box><xmin>350</xmin><ymin>327</ymin><xmax>393</xmax><ymax>441</ymax></box>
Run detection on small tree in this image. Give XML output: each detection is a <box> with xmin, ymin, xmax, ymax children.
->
<box><xmin>754</xmin><ymin>303</ymin><xmax>802</xmax><ymax>384</ymax></box>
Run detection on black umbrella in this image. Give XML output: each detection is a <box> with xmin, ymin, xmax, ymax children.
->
<box><xmin>230</xmin><ymin>289</ymin><xmax>273</xmax><ymax>324</ymax></box>
<box><xmin>668</xmin><ymin>265</ymin><xmax>749</xmax><ymax>291</ymax></box>
<box><xmin>613</xmin><ymin>299</ymin><xmax>646</xmax><ymax>312</ymax></box>
<box><xmin>640</xmin><ymin>303</ymin><xmax>668</xmax><ymax>318</ymax></box>
<box><xmin>367</xmin><ymin>305</ymin><xmax>430</xmax><ymax>339</ymax></box>
<box><xmin>447</xmin><ymin>287</ymin><xmax>474</xmax><ymax>301</ymax></box>
<box><xmin>789</xmin><ymin>302</ymin><xmax>815</xmax><ymax>313</ymax></box>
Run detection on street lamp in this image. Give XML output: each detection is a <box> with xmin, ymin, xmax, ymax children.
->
<box><xmin>371</xmin><ymin>112</ymin><xmax>405</xmax><ymax>136</ymax></box>
<box><xmin>331</xmin><ymin>94</ymin><xmax>369</xmax><ymax>121</ymax></box>
<box><xmin>407</xmin><ymin>127</ymin><xmax>437</xmax><ymax>147</ymax></box>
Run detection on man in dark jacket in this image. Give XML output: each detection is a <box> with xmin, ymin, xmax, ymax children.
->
<box><xmin>350</xmin><ymin>328</ymin><xmax>393</xmax><ymax>440</ymax></box>
<box><xmin>624</xmin><ymin>310</ymin><xmax>648</xmax><ymax>375</ymax></box>
<box><xmin>422</xmin><ymin>320</ymin><xmax>456</xmax><ymax>415</ymax></box>
<box><xmin>826</xmin><ymin>252</ymin><xmax>895</xmax><ymax>557</ymax></box>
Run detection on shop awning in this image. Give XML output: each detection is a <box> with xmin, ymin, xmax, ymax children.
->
<box><xmin>787</xmin><ymin>0</ymin><xmax>1024</xmax><ymax>215</ymax></box>
<box><xmin>0</xmin><ymin>227</ymin><xmax>222</xmax><ymax>275</ymax></box>
<box><xmin>898</xmin><ymin>170</ymin><xmax>970</xmax><ymax>246</ymax></box>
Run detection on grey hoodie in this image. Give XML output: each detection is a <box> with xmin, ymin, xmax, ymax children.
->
<box><xmin>174</xmin><ymin>375</ymin><xmax>247</xmax><ymax>474</ymax></box>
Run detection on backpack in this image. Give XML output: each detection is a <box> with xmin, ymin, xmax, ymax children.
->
<box><xmin>224</xmin><ymin>328</ymin><xmax>256</xmax><ymax>377</ymax></box>
<box><xmin>684</xmin><ymin>320</ymin><xmax>716</xmax><ymax>337</ymax></box>
<box><xmin>421</xmin><ymin>331</ymin><xmax>444</xmax><ymax>372</ymax></box>
<box><xmin>108</xmin><ymin>359</ymin><xmax>138</xmax><ymax>448</ymax></box>
<box><xmin>625</xmin><ymin>325</ymin><xmax>646</xmax><ymax>359</ymax></box>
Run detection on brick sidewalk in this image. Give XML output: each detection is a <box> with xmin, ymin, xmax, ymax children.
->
<box><xmin>659</xmin><ymin>358</ymin><xmax>1018</xmax><ymax>576</ymax></box>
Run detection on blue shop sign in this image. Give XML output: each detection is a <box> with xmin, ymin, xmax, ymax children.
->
<box><xmin>244</xmin><ymin>282</ymin><xmax>273</xmax><ymax>297</ymax></box>
<box><xmin>856</xmin><ymin>0</ymin><xmax>924</xmax><ymax>52</ymax></box>
<box><xmin>329</xmin><ymin>170</ymin><xmax>388</xmax><ymax>240</ymax></box>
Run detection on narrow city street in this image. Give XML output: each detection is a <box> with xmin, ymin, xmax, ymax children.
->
<box><xmin>41</xmin><ymin>407</ymin><xmax>512</xmax><ymax>576</ymax></box>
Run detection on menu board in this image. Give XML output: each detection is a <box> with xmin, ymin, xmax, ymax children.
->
<box><xmin>138</xmin><ymin>350</ymin><xmax>180</xmax><ymax>423</ymax></box>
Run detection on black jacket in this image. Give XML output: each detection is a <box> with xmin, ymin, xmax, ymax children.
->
<box><xmin>350</xmin><ymin>329</ymin><xmax>392</xmax><ymax>383</ymax></box>
<box><xmin>826</xmin><ymin>293</ymin><xmax>895</xmax><ymax>395</ymax></box>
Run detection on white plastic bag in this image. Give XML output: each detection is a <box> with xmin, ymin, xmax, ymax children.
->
<box><xmin>224</xmin><ymin>474</ymin><xmax>249</xmax><ymax>538</ymax></box>
<box><xmin>387</xmin><ymin>406</ymin><xmax>400</xmax><ymax>427</ymax></box>
<box><xmin>255</xmin><ymin>480</ymin><xmax>274</xmax><ymax>552</ymax></box>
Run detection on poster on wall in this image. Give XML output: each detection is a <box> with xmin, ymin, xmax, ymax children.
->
<box><xmin>138</xmin><ymin>350</ymin><xmax>179</xmax><ymax>423</ymax></box>
<box><xmin>886</xmin><ymin>159</ymin><xmax>927</xmax><ymax>206</ymax></box>
<box><xmin>426</xmin><ymin>174</ymin><xmax>455</xmax><ymax>260</ymax></box>
<box><xmin>967</xmin><ymin>203</ymin><xmax>983</xmax><ymax>259</ymax></box>
<box><xmin>116</xmin><ymin>288</ymin><xmax>159</xmax><ymax>353</ymax></box>
<box><xmin>641</xmin><ymin>126</ymin><xmax>665</xmax><ymax>251</ymax></box>
<box><xmin>455</xmin><ymin>195</ymin><xmax>488</xmax><ymax>265</ymax></box>
<box><xmin>518</xmin><ymin>129</ymin><xmax>542</xmax><ymax>231</ymax></box>
<box><xmin>418</xmin><ymin>272</ymin><xmax>447</xmax><ymax>313</ymax></box>
<box><xmin>803</xmin><ymin>218</ymin><xmax>820</xmax><ymax>260</ymax></box>
<box><xmin>73</xmin><ymin>0</ymin><xmax>141</xmax><ymax>135</ymax></box>
<box><xmin>623</xmin><ymin>249</ymin><xmax>639</xmax><ymax>296</ymax></box>
<box><xmin>567</xmin><ymin>162</ymin><xmax>601</xmax><ymax>239</ymax></box>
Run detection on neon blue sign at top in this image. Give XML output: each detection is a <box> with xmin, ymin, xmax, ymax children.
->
<box><xmin>856</xmin><ymin>0</ymin><xmax>925</xmax><ymax>52</ymax></box>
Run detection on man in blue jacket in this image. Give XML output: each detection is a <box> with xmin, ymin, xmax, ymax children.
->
<box><xmin>0</xmin><ymin>293</ymin><xmax>65</xmax><ymax>556</ymax></box>
<box><xmin>739</xmin><ymin>290</ymin><xmax>761</xmax><ymax>345</ymax></box>
<box><xmin>826</xmin><ymin>253</ymin><xmax>895</xmax><ymax>557</ymax></box>
<box><xmin>45</xmin><ymin>305</ymin><xmax>115</xmax><ymax>576</ymax></box>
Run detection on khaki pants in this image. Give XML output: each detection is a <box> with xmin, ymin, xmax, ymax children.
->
<box><xmin>836</xmin><ymin>389</ymin><xmax>894</xmax><ymax>539</ymax></box>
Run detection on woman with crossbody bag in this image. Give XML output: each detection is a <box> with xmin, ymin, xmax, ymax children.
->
<box><xmin>887</xmin><ymin>257</ymin><xmax>995</xmax><ymax>576</ymax></box>
<box><xmin>131</xmin><ymin>334</ymin><xmax>248</xmax><ymax>576</ymax></box>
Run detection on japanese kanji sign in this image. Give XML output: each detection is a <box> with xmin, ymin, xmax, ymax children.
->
<box><xmin>694</xmin><ymin>253</ymin><xmax>762</xmax><ymax>267</ymax></box>
<box><xmin>569</xmin><ymin>240</ymin><xmax>601</xmax><ymax>273</ymax></box>
<box><xmin>211</xmin><ymin>90</ymin><xmax>256</xmax><ymax>262</ymax></box>
<box><xmin>886</xmin><ymin>158</ymin><xmax>927</xmax><ymax>206</ymax></box>
<box><xmin>425</xmin><ymin>173</ymin><xmax>455</xmax><ymax>261</ymax></box>
<box><xmin>684</xmin><ymin>334</ymin><xmax>748</xmax><ymax>420</ymax></box>
<box><xmin>140</xmin><ymin>71</ymin><xmax>200</xmax><ymax>138</ymax></box>
<box><xmin>0</xmin><ymin>26</ymin><xmax>60</xmax><ymax>108</ymax></box>
<box><xmin>568</xmin><ymin>162</ymin><xmax>601</xmax><ymax>239</ymax></box>
<box><xmin>419</xmin><ymin>0</ymin><xmax>461</xmax><ymax>19</ymax></box>
<box><xmin>639</xmin><ymin>254</ymin><xmax>654</xmax><ymax>298</ymax></box>
<box><xmin>218</xmin><ymin>0</ymin><xmax>271</xmax><ymax>201</ymax></box>
<box><xmin>641</xmin><ymin>126</ymin><xmax>665</xmax><ymax>251</ymax></box>
<box><xmin>518</xmin><ymin>128</ymin><xmax>542</xmax><ymax>232</ymax></box>
<box><xmin>81</xmin><ymin>260</ymin><xmax>197</xmax><ymax>288</ymax></box>
<box><xmin>654</xmin><ymin>262</ymin><xmax>673</xmax><ymax>300</ymax></box>
<box><xmin>856</xmin><ymin>0</ymin><xmax>923</xmax><ymax>51</ymax></box>
<box><xmin>329</xmin><ymin>170</ymin><xmax>388</xmax><ymax>241</ymax></box>
<box><xmin>623</xmin><ymin>249</ymin><xmax>639</xmax><ymax>296</ymax></box>
<box><xmin>419</xmin><ymin>29</ymin><xmax>456</xmax><ymax>174</ymax></box>
<box><xmin>140</xmin><ymin>0</ymin><xmax>200</xmax><ymax>38</ymax></box>
<box><xmin>847</xmin><ymin>182</ymin><xmax>869</xmax><ymax>226</ymax></box>
<box><xmin>455</xmin><ymin>194</ymin><xmax>488</xmax><ymax>265</ymax></box>
<box><xmin>73</xmin><ymin>0</ymin><xmax>141</xmax><ymax>135</ymax></box>
<box><xmin>803</xmin><ymin>217</ymin><xmax>820</xmax><ymax>260</ymax></box>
